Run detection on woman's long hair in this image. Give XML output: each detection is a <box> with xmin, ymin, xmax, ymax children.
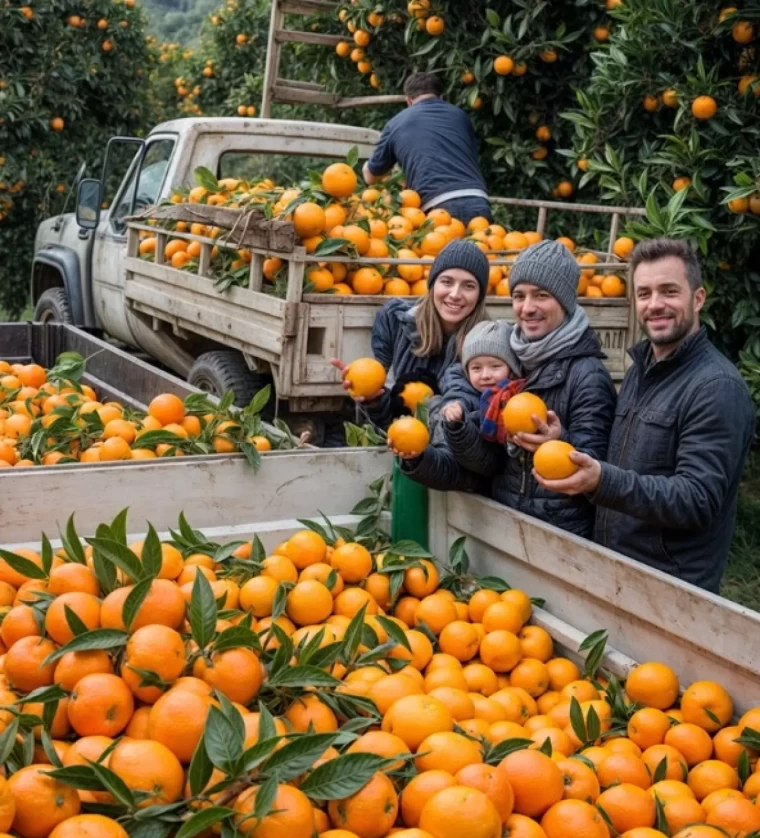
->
<box><xmin>413</xmin><ymin>292</ymin><xmax>490</xmax><ymax>359</ymax></box>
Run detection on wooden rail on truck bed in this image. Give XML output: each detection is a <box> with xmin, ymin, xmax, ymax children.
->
<box><xmin>125</xmin><ymin>194</ymin><xmax>644</xmax><ymax>411</ymax></box>
<box><xmin>429</xmin><ymin>491</ymin><xmax>760</xmax><ymax>715</ymax></box>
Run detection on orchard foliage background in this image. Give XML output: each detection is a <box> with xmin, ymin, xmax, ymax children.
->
<box><xmin>2</xmin><ymin>0</ymin><xmax>760</xmax><ymax>388</ymax></box>
<box><xmin>0</xmin><ymin>0</ymin><xmax>154</xmax><ymax>315</ymax></box>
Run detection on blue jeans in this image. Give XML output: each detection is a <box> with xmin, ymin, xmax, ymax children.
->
<box><xmin>435</xmin><ymin>197</ymin><xmax>493</xmax><ymax>225</ymax></box>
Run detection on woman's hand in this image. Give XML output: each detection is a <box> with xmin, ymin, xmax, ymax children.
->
<box><xmin>440</xmin><ymin>401</ymin><xmax>464</xmax><ymax>423</ymax></box>
<box><xmin>389</xmin><ymin>441</ymin><xmax>422</xmax><ymax>460</ymax></box>
<box><xmin>330</xmin><ymin>358</ymin><xmax>383</xmax><ymax>403</ymax></box>
<box><xmin>511</xmin><ymin>410</ymin><xmax>563</xmax><ymax>452</ymax></box>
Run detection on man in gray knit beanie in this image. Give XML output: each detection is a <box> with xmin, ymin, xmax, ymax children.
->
<box><xmin>508</xmin><ymin>239</ymin><xmax>580</xmax><ymax>315</ymax></box>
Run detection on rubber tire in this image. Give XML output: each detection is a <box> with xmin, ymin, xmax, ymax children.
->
<box><xmin>188</xmin><ymin>350</ymin><xmax>270</xmax><ymax>407</ymax></box>
<box><xmin>33</xmin><ymin>288</ymin><xmax>73</xmax><ymax>324</ymax></box>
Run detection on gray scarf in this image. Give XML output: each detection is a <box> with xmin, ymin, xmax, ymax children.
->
<box><xmin>509</xmin><ymin>306</ymin><xmax>590</xmax><ymax>372</ymax></box>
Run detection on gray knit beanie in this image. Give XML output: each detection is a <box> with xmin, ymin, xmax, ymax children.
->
<box><xmin>508</xmin><ymin>240</ymin><xmax>580</xmax><ymax>314</ymax></box>
<box><xmin>461</xmin><ymin>320</ymin><xmax>521</xmax><ymax>374</ymax></box>
<box><xmin>427</xmin><ymin>239</ymin><xmax>489</xmax><ymax>299</ymax></box>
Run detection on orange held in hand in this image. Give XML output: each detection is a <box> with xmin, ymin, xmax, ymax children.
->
<box><xmin>533</xmin><ymin>440</ymin><xmax>578</xmax><ymax>480</ymax></box>
<box><xmin>344</xmin><ymin>357</ymin><xmax>386</xmax><ymax>398</ymax></box>
<box><xmin>502</xmin><ymin>392</ymin><xmax>549</xmax><ymax>435</ymax></box>
<box><xmin>400</xmin><ymin>381</ymin><xmax>434</xmax><ymax>412</ymax></box>
<box><xmin>388</xmin><ymin>416</ymin><xmax>430</xmax><ymax>456</ymax></box>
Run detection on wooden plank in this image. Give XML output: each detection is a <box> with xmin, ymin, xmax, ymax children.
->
<box><xmin>261</xmin><ymin>0</ymin><xmax>285</xmax><ymax>119</ymax></box>
<box><xmin>273</xmin><ymin>86</ymin><xmax>406</xmax><ymax>108</ymax></box>
<box><xmin>440</xmin><ymin>492</ymin><xmax>760</xmax><ymax>712</ymax></box>
<box><xmin>491</xmin><ymin>196</ymin><xmax>647</xmax><ymax>217</ymax></box>
<box><xmin>275</xmin><ymin>28</ymin><xmax>344</xmax><ymax>46</ymax></box>
<box><xmin>124</xmin><ymin>263</ymin><xmax>287</xmax><ymax>358</ymax></box>
<box><xmin>280</xmin><ymin>0</ymin><xmax>338</xmax><ymax>13</ymax></box>
<box><xmin>128</xmin><ymin>207</ymin><xmax>296</xmax><ymax>253</ymax></box>
<box><xmin>0</xmin><ymin>449</ymin><xmax>392</xmax><ymax>546</ymax></box>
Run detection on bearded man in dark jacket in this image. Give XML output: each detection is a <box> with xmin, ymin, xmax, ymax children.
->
<box><xmin>534</xmin><ymin>238</ymin><xmax>754</xmax><ymax>593</ymax></box>
<box><xmin>448</xmin><ymin>240</ymin><xmax>617</xmax><ymax>538</ymax></box>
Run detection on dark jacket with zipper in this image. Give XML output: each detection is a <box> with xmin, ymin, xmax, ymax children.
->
<box><xmin>399</xmin><ymin>364</ymin><xmax>486</xmax><ymax>493</ymax></box>
<box><xmin>364</xmin><ymin>298</ymin><xmax>461</xmax><ymax>430</ymax></box>
<box><xmin>446</xmin><ymin>327</ymin><xmax>616</xmax><ymax>538</ymax></box>
<box><xmin>592</xmin><ymin>328</ymin><xmax>754</xmax><ymax>594</ymax></box>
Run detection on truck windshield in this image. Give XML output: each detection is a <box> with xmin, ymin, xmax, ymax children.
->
<box><xmin>218</xmin><ymin>152</ymin><xmax>345</xmax><ymax>187</ymax></box>
<box><xmin>111</xmin><ymin>139</ymin><xmax>175</xmax><ymax>231</ymax></box>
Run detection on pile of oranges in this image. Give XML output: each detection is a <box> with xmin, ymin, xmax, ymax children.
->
<box><xmin>137</xmin><ymin>161</ymin><xmax>630</xmax><ymax>300</ymax></box>
<box><xmin>0</xmin><ymin>512</ymin><xmax>757</xmax><ymax>838</ymax></box>
<box><xmin>0</xmin><ymin>358</ymin><xmax>278</xmax><ymax>468</ymax></box>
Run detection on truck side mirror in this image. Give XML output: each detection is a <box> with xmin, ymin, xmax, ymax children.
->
<box><xmin>76</xmin><ymin>179</ymin><xmax>102</xmax><ymax>230</ymax></box>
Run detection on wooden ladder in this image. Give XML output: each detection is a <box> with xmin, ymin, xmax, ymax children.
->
<box><xmin>261</xmin><ymin>0</ymin><xmax>406</xmax><ymax>117</ymax></box>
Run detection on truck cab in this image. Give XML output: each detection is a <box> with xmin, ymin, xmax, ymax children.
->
<box><xmin>33</xmin><ymin>117</ymin><xmax>379</xmax><ymax>397</ymax></box>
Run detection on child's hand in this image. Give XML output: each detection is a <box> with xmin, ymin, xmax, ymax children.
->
<box><xmin>440</xmin><ymin>401</ymin><xmax>464</xmax><ymax>423</ymax></box>
<box><xmin>511</xmin><ymin>410</ymin><xmax>563</xmax><ymax>452</ymax></box>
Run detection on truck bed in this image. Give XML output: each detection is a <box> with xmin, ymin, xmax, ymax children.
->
<box><xmin>3</xmin><ymin>448</ymin><xmax>757</xmax><ymax>713</ymax></box>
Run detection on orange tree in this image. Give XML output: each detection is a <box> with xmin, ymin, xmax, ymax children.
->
<box><xmin>561</xmin><ymin>0</ymin><xmax>760</xmax><ymax>374</ymax></box>
<box><xmin>0</xmin><ymin>0</ymin><xmax>154</xmax><ymax>316</ymax></box>
<box><xmin>327</xmin><ymin>0</ymin><xmax>614</xmax><ymax>212</ymax></box>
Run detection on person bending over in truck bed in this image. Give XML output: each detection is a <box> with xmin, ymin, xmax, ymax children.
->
<box><xmin>362</xmin><ymin>72</ymin><xmax>492</xmax><ymax>225</ymax></box>
<box><xmin>331</xmin><ymin>239</ymin><xmax>490</xmax><ymax>429</ymax></box>
<box><xmin>392</xmin><ymin>320</ymin><xmax>524</xmax><ymax>493</ymax></box>
<box><xmin>449</xmin><ymin>240</ymin><xmax>617</xmax><ymax>539</ymax></box>
<box><xmin>533</xmin><ymin>238</ymin><xmax>755</xmax><ymax>594</ymax></box>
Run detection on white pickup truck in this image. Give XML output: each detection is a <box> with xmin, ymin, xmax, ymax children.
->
<box><xmin>33</xmin><ymin>116</ymin><xmax>639</xmax><ymax>440</ymax></box>
<box><xmin>32</xmin><ymin>117</ymin><xmax>379</xmax><ymax>408</ymax></box>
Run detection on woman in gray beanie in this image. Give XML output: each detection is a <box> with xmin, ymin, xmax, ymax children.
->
<box><xmin>447</xmin><ymin>239</ymin><xmax>617</xmax><ymax>538</ymax></box>
<box><xmin>332</xmin><ymin>239</ymin><xmax>490</xmax><ymax>429</ymax></box>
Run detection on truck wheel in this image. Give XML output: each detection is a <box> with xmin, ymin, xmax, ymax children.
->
<box><xmin>33</xmin><ymin>288</ymin><xmax>73</xmax><ymax>324</ymax></box>
<box><xmin>189</xmin><ymin>351</ymin><xmax>270</xmax><ymax>408</ymax></box>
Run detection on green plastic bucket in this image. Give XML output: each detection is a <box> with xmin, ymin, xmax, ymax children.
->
<box><xmin>390</xmin><ymin>459</ymin><xmax>429</xmax><ymax>549</ymax></box>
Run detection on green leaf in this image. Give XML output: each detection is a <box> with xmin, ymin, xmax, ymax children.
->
<box><xmin>300</xmin><ymin>753</ymin><xmax>391</xmax><ymax>799</ymax></box>
<box><xmin>64</xmin><ymin>605</ymin><xmax>89</xmax><ymax>638</ymax></box>
<box><xmin>340</xmin><ymin>603</ymin><xmax>369</xmax><ymax>664</ymax></box>
<box><xmin>257</xmin><ymin>703</ymin><xmax>276</xmax><ymax>744</ymax></box>
<box><xmin>110</xmin><ymin>509</ymin><xmax>129</xmax><ymax>545</ymax></box>
<box><xmin>88</xmin><ymin>760</ymin><xmax>136</xmax><ymax>808</ymax></box>
<box><xmin>314</xmin><ymin>238</ymin><xmax>351</xmax><ymax>257</ymax></box>
<box><xmin>251</xmin><ymin>774</ymin><xmax>278</xmax><ymax>822</ymax></box>
<box><xmin>485</xmin><ymin>8</ymin><xmax>500</xmax><ymax>27</ymax></box>
<box><xmin>652</xmin><ymin>756</ymin><xmax>668</xmax><ymax>784</ymax></box>
<box><xmin>122</xmin><ymin>577</ymin><xmax>154</xmax><ymax>632</ymax></box>
<box><xmin>188</xmin><ymin>737</ymin><xmax>214</xmax><ymax>798</ymax></box>
<box><xmin>141</xmin><ymin>525</ymin><xmax>163</xmax><ymax>580</ymax></box>
<box><xmin>92</xmin><ymin>528</ymin><xmax>118</xmax><ymax>595</ymax></box>
<box><xmin>270</xmin><ymin>582</ymin><xmax>291</xmax><ymax>622</ymax></box>
<box><xmin>0</xmin><ymin>717</ymin><xmax>19</xmax><ymax>763</ymax></box>
<box><xmin>485</xmin><ymin>738</ymin><xmax>534</xmax><ymax>765</ymax></box>
<box><xmin>0</xmin><ymin>548</ymin><xmax>48</xmax><ymax>580</ymax></box>
<box><xmin>85</xmin><ymin>538</ymin><xmax>144</xmax><ymax>582</ymax></box>
<box><xmin>654</xmin><ymin>794</ymin><xmax>668</xmax><ymax>834</ymax></box>
<box><xmin>40</xmin><ymin>534</ymin><xmax>54</xmax><ymax>576</ymax></box>
<box><xmin>241</xmin><ymin>736</ymin><xmax>281</xmax><ymax>773</ymax></box>
<box><xmin>189</xmin><ymin>570</ymin><xmax>218</xmax><ymax>649</ymax></box>
<box><xmin>376</xmin><ymin>616</ymin><xmax>411</xmax><ymax>652</ymax></box>
<box><xmin>383</xmin><ymin>541</ymin><xmax>432</xmax><ymax>559</ymax></box>
<box><xmin>586</xmin><ymin>704</ymin><xmax>601</xmax><ymax>743</ymax></box>
<box><xmin>214</xmin><ymin>626</ymin><xmax>261</xmax><ymax>654</ymax></box>
<box><xmin>195</xmin><ymin>166</ymin><xmax>219</xmax><ymax>192</ymax></box>
<box><xmin>569</xmin><ymin>697</ymin><xmax>587</xmax><ymax>746</ymax></box>
<box><xmin>44</xmin><ymin>765</ymin><xmax>104</xmax><ymax>791</ymax></box>
<box><xmin>738</xmin><ymin>749</ymin><xmax>752</xmax><ymax>785</ymax></box>
<box><xmin>346</xmin><ymin>146</ymin><xmax>359</xmax><ymax>169</ymax></box>
<box><xmin>203</xmin><ymin>706</ymin><xmax>244</xmax><ymax>775</ymax></box>
<box><xmin>261</xmin><ymin>732</ymin><xmax>338</xmax><ymax>781</ymax></box>
<box><xmin>175</xmin><ymin>808</ymin><xmax>235</xmax><ymax>838</ymax></box>
<box><xmin>42</xmin><ymin>629</ymin><xmax>129</xmax><ymax>664</ymax></box>
<box><xmin>267</xmin><ymin>666</ymin><xmax>341</xmax><ymax>689</ymax></box>
<box><xmin>448</xmin><ymin>537</ymin><xmax>469</xmax><ymax>574</ymax></box>
<box><xmin>61</xmin><ymin>514</ymin><xmax>87</xmax><ymax>565</ymax></box>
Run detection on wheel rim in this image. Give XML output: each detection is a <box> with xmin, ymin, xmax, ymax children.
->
<box><xmin>190</xmin><ymin>375</ymin><xmax>223</xmax><ymax>396</ymax></box>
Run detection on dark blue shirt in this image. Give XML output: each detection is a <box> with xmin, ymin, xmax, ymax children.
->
<box><xmin>366</xmin><ymin>98</ymin><xmax>488</xmax><ymax>206</ymax></box>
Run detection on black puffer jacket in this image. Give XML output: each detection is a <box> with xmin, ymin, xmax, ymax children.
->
<box><xmin>446</xmin><ymin>328</ymin><xmax>616</xmax><ymax>538</ymax></box>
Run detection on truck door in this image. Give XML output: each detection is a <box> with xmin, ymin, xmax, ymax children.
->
<box><xmin>90</xmin><ymin>136</ymin><xmax>176</xmax><ymax>345</ymax></box>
